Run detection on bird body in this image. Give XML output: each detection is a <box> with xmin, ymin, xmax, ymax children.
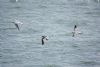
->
<box><xmin>41</xmin><ymin>36</ymin><xmax>48</xmax><ymax>45</ymax></box>
<box><xmin>72</xmin><ymin>25</ymin><xmax>82</xmax><ymax>37</ymax></box>
<box><xmin>14</xmin><ymin>23</ymin><xmax>20</xmax><ymax>30</ymax></box>
<box><xmin>72</xmin><ymin>25</ymin><xmax>77</xmax><ymax>37</ymax></box>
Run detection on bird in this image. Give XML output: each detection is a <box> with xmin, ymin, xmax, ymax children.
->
<box><xmin>72</xmin><ymin>25</ymin><xmax>77</xmax><ymax>37</ymax></box>
<box><xmin>72</xmin><ymin>25</ymin><xmax>82</xmax><ymax>37</ymax></box>
<box><xmin>12</xmin><ymin>20</ymin><xmax>23</xmax><ymax>31</ymax></box>
<box><xmin>41</xmin><ymin>36</ymin><xmax>48</xmax><ymax>45</ymax></box>
<box><xmin>74</xmin><ymin>25</ymin><xmax>77</xmax><ymax>31</ymax></box>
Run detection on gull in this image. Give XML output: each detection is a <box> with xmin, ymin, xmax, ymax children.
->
<box><xmin>12</xmin><ymin>20</ymin><xmax>23</xmax><ymax>31</ymax></box>
<box><xmin>72</xmin><ymin>25</ymin><xmax>82</xmax><ymax>37</ymax></box>
<box><xmin>72</xmin><ymin>25</ymin><xmax>77</xmax><ymax>37</ymax></box>
<box><xmin>41</xmin><ymin>36</ymin><xmax>48</xmax><ymax>45</ymax></box>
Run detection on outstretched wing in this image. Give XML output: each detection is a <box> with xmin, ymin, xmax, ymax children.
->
<box><xmin>15</xmin><ymin>23</ymin><xmax>20</xmax><ymax>30</ymax></box>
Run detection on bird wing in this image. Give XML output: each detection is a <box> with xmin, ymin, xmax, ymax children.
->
<box><xmin>15</xmin><ymin>24</ymin><xmax>20</xmax><ymax>30</ymax></box>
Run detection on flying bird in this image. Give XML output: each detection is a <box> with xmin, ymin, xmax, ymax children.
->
<box><xmin>72</xmin><ymin>25</ymin><xmax>82</xmax><ymax>37</ymax></box>
<box><xmin>72</xmin><ymin>25</ymin><xmax>77</xmax><ymax>37</ymax></box>
<box><xmin>12</xmin><ymin>20</ymin><xmax>23</xmax><ymax>31</ymax></box>
<box><xmin>41</xmin><ymin>36</ymin><xmax>48</xmax><ymax>45</ymax></box>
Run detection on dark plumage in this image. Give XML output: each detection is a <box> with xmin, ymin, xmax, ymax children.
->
<box><xmin>41</xmin><ymin>36</ymin><xmax>48</xmax><ymax>45</ymax></box>
<box><xmin>72</xmin><ymin>25</ymin><xmax>77</xmax><ymax>37</ymax></box>
<box><xmin>14</xmin><ymin>23</ymin><xmax>20</xmax><ymax>30</ymax></box>
<box><xmin>12</xmin><ymin>20</ymin><xmax>23</xmax><ymax>31</ymax></box>
<box><xmin>74</xmin><ymin>25</ymin><xmax>77</xmax><ymax>31</ymax></box>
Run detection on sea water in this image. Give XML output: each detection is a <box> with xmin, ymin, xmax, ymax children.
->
<box><xmin>0</xmin><ymin>0</ymin><xmax>100</xmax><ymax>67</ymax></box>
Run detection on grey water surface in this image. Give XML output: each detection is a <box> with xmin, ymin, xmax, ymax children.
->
<box><xmin>0</xmin><ymin>0</ymin><xmax>100</xmax><ymax>67</ymax></box>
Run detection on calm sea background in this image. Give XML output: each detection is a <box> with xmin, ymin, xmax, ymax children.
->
<box><xmin>0</xmin><ymin>0</ymin><xmax>100</xmax><ymax>67</ymax></box>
